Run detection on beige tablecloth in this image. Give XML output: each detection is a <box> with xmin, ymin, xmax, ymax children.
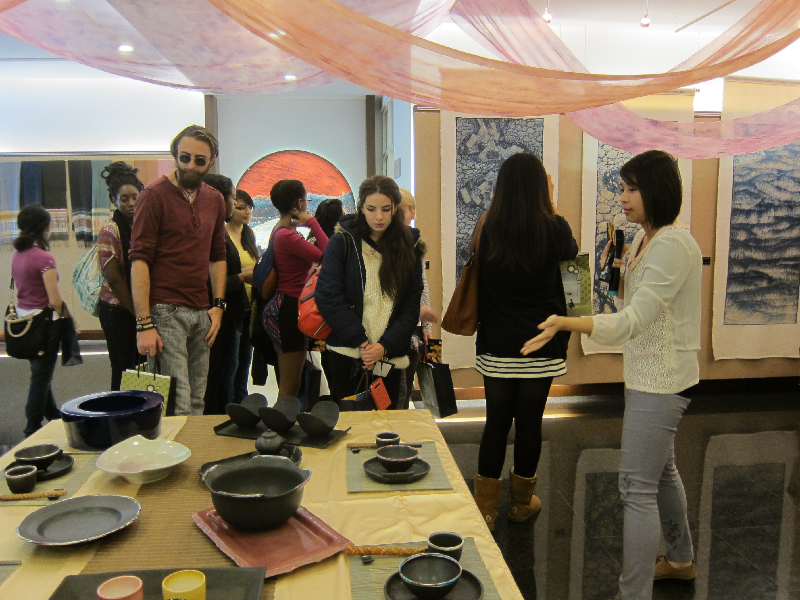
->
<box><xmin>0</xmin><ymin>411</ymin><xmax>523</xmax><ymax>600</ymax></box>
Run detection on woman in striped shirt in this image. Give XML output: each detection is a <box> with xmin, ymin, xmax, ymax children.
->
<box><xmin>472</xmin><ymin>152</ymin><xmax>578</xmax><ymax>531</ymax></box>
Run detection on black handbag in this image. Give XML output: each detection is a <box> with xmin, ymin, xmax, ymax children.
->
<box><xmin>4</xmin><ymin>278</ymin><xmax>54</xmax><ymax>360</ymax></box>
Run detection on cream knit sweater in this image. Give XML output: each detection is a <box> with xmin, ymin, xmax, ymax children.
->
<box><xmin>326</xmin><ymin>240</ymin><xmax>410</xmax><ymax>369</ymax></box>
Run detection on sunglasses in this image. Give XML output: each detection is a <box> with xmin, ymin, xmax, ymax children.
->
<box><xmin>178</xmin><ymin>153</ymin><xmax>208</xmax><ymax>167</ymax></box>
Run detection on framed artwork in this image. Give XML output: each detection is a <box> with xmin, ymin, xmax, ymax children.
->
<box><xmin>236</xmin><ymin>150</ymin><xmax>355</xmax><ymax>250</ymax></box>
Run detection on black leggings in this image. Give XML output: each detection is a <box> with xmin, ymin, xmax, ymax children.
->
<box><xmin>478</xmin><ymin>376</ymin><xmax>553</xmax><ymax>479</ymax></box>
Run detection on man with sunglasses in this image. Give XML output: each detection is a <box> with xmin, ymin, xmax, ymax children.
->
<box><xmin>129</xmin><ymin>125</ymin><xmax>227</xmax><ymax>416</ymax></box>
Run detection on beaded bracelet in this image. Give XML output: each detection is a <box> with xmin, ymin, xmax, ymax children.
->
<box><xmin>136</xmin><ymin>316</ymin><xmax>152</xmax><ymax>322</ymax></box>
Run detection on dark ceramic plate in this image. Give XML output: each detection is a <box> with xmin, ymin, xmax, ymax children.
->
<box><xmin>6</xmin><ymin>454</ymin><xmax>75</xmax><ymax>481</ymax></box>
<box><xmin>363</xmin><ymin>457</ymin><xmax>430</xmax><ymax>484</ymax></box>
<box><xmin>384</xmin><ymin>569</ymin><xmax>484</xmax><ymax>600</ymax></box>
<box><xmin>197</xmin><ymin>447</ymin><xmax>302</xmax><ymax>479</ymax></box>
<box><xmin>47</xmin><ymin>566</ymin><xmax>265</xmax><ymax>600</ymax></box>
<box><xmin>214</xmin><ymin>419</ymin><xmax>268</xmax><ymax>440</ymax></box>
<box><xmin>16</xmin><ymin>494</ymin><xmax>141</xmax><ymax>545</ymax></box>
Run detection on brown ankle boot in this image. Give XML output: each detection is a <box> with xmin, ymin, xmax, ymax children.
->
<box><xmin>508</xmin><ymin>467</ymin><xmax>541</xmax><ymax>522</ymax></box>
<box><xmin>473</xmin><ymin>474</ymin><xmax>503</xmax><ymax>532</ymax></box>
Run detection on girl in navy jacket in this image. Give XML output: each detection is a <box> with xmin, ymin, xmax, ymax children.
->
<box><xmin>316</xmin><ymin>175</ymin><xmax>425</xmax><ymax>409</ymax></box>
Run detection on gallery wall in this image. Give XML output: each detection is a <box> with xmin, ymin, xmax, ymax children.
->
<box><xmin>414</xmin><ymin>108</ymin><xmax>800</xmax><ymax>387</ymax></box>
<box><xmin>215</xmin><ymin>95</ymin><xmax>368</xmax><ymax>197</ymax></box>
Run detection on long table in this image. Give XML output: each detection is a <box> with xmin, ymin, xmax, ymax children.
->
<box><xmin>0</xmin><ymin>411</ymin><xmax>523</xmax><ymax>600</ymax></box>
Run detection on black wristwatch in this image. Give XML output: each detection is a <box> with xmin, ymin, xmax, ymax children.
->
<box><xmin>213</xmin><ymin>298</ymin><xmax>227</xmax><ymax>311</ymax></box>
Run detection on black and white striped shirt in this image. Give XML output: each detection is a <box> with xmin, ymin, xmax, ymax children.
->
<box><xmin>476</xmin><ymin>354</ymin><xmax>567</xmax><ymax>379</ymax></box>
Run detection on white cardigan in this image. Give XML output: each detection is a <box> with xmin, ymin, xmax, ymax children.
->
<box><xmin>590</xmin><ymin>225</ymin><xmax>701</xmax><ymax>394</ymax></box>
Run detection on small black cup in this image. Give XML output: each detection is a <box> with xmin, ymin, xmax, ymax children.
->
<box><xmin>5</xmin><ymin>464</ymin><xmax>38</xmax><ymax>494</ymax></box>
<box><xmin>376</xmin><ymin>432</ymin><xmax>400</xmax><ymax>447</ymax></box>
<box><xmin>426</xmin><ymin>531</ymin><xmax>464</xmax><ymax>561</ymax></box>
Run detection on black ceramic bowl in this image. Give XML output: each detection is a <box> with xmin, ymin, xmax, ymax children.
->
<box><xmin>14</xmin><ymin>444</ymin><xmax>62</xmax><ymax>471</ymax></box>
<box><xmin>426</xmin><ymin>531</ymin><xmax>464</xmax><ymax>561</ymax></box>
<box><xmin>60</xmin><ymin>391</ymin><xmax>163</xmax><ymax>450</ymax></box>
<box><xmin>376</xmin><ymin>444</ymin><xmax>419</xmax><ymax>473</ymax></box>
<box><xmin>259</xmin><ymin>396</ymin><xmax>301</xmax><ymax>432</ymax></box>
<box><xmin>399</xmin><ymin>553</ymin><xmax>462</xmax><ymax>599</ymax></box>
<box><xmin>241</xmin><ymin>393</ymin><xmax>268</xmax><ymax>413</ymax></box>
<box><xmin>203</xmin><ymin>455</ymin><xmax>311</xmax><ymax>531</ymax></box>
<box><xmin>296</xmin><ymin>401</ymin><xmax>339</xmax><ymax>437</ymax></box>
<box><xmin>226</xmin><ymin>403</ymin><xmax>262</xmax><ymax>429</ymax></box>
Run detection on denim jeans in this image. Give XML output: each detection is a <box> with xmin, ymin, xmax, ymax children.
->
<box><xmin>24</xmin><ymin>320</ymin><xmax>61</xmax><ymax>437</ymax></box>
<box><xmin>97</xmin><ymin>300</ymin><xmax>138</xmax><ymax>391</ymax></box>
<box><xmin>148</xmin><ymin>304</ymin><xmax>211</xmax><ymax>416</ymax></box>
<box><xmin>618</xmin><ymin>388</ymin><xmax>694</xmax><ymax>600</ymax></box>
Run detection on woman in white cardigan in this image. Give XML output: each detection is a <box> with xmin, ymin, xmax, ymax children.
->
<box><xmin>522</xmin><ymin>150</ymin><xmax>701</xmax><ymax>600</ymax></box>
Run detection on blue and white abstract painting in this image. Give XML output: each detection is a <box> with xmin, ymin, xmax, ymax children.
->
<box><xmin>724</xmin><ymin>142</ymin><xmax>800</xmax><ymax>325</ymax></box>
<box><xmin>454</xmin><ymin>118</ymin><xmax>544</xmax><ymax>282</ymax></box>
<box><xmin>594</xmin><ymin>143</ymin><xmax>640</xmax><ymax>316</ymax></box>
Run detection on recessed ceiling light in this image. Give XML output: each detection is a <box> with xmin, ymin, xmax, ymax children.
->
<box><xmin>118</xmin><ymin>44</ymin><xmax>134</xmax><ymax>52</ymax></box>
<box><xmin>284</xmin><ymin>74</ymin><xmax>297</xmax><ymax>81</ymax></box>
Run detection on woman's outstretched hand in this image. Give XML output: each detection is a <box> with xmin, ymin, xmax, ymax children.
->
<box><xmin>521</xmin><ymin>315</ymin><xmax>561</xmax><ymax>355</ymax></box>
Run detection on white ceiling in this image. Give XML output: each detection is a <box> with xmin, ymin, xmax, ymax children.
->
<box><xmin>0</xmin><ymin>0</ymin><xmax>785</xmax><ymax>100</ymax></box>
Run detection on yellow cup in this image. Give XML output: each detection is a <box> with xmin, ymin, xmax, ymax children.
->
<box><xmin>162</xmin><ymin>570</ymin><xmax>206</xmax><ymax>600</ymax></box>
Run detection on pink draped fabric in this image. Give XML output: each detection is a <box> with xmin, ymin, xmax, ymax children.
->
<box><xmin>452</xmin><ymin>0</ymin><xmax>800</xmax><ymax>157</ymax></box>
<box><xmin>207</xmin><ymin>0</ymin><xmax>800</xmax><ymax>115</ymax></box>
<box><xmin>0</xmin><ymin>0</ymin><xmax>451</xmax><ymax>94</ymax></box>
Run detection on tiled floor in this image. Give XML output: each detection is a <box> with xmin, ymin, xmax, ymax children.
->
<box><xmin>440</xmin><ymin>382</ymin><xmax>800</xmax><ymax>600</ymax></box>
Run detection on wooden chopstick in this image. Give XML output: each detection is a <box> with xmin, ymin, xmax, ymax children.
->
<box><xmin>346</xmin><ymin>442</ymin><xmax>423</xmax><ymax>449</ymax></box>
<box><xmin>345</xmin><ymin>545</ymin><xmax>426</xmax><ymax>556</ymax></box>
<box><xmin>0</xmin><ymin>489</ymin><xmax>67</xmax><ymax>501</ymax></box>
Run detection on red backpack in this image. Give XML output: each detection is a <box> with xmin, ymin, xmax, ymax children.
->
<box><xmin>297</xmin><ymin>233</ymin><xmax>353</xmax><ymax>340</ymax></box>
<box><xmin>297</xmin><ymin>263</ymin><xmax>331</xmax><ymax>340</ymax></box>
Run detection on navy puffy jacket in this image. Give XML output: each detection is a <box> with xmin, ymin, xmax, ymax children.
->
<box><xmin>315</xmin><ymin>215</ymin><xmax>424</xmax><ymax>359</ymax></box>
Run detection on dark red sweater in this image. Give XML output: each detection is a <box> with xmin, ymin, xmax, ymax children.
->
<box><xmin>129</xmin><ymin>176</ymin><xmax>226</xmax><ymax>310</ymax></box>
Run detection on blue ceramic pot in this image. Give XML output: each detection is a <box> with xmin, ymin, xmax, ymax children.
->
<box><xmin>60</xmin><ymin>391</ymin><xmax>163</xmax><ymax>450</ymax></box>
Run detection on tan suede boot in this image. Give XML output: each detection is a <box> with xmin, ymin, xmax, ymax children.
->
<box><xmin>507</xmin><ymin>467</ymin><xmax>542</xmax><ymax>522</ymax></box>
<box><xmin>473</xmin><ymin>474</ymin><xmax>503</xmax><ymax>532</ymax></box>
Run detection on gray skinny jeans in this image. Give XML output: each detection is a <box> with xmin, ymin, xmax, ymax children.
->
<box><xmin>618</xmin><ymin>388</ymin><xmax>694</xmax><ymax>600</ymax></box>
<box><xmin>148</xmin><ymin>304</ymin><xmax>211</xmax><ymax>416</ymax></box>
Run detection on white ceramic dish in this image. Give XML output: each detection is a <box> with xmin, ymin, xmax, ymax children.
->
<box><xmin>96</xmin><ymin>435</ymin><xmax>191</xmax><ymax>484</ymax></box>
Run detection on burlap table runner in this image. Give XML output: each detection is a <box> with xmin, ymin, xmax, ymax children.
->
<box><xmin>346</xmin><ymin>441</ymin><xmax>452</xmax><ymax>493</ymax></box>
<box><xmin>0</xmin><ymin>453</ymin><xmax>99</xmax><ymax>506</ymax></box>
<box><xmin>80</xmin><ymin>415</ymin><xmax>276</xmax><ymax>600</ymax></box>
<box><xmin>347</xmin><ymin>538</ymin><xmax>500</xmax><ymax>600</ymax></box>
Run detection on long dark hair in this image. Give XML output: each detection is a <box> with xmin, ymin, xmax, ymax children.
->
<box><xmin>14</xmin><ymin>204</ymin><xmax>51</xmax><ymax>251</ymax></box>
<box><xmin>354</xmin><ymin>175</ymin><xmax>416</xmax><ymax>299</ymax></box>
<box><xmin>236</xmin><ymin>189</ymin><xmax>260</xmax><ymax>261</ymax></box>
<box><xmin>314</xmin><ymin>198</ymin><xmax>344</xmax><ymax>238</ymax></box>
<box><xmin>619</xmin><ymin>150</ymin><xmax>682</xmax><ymax>229</ymax></box>
<box><xmin>484</xmin><ymin>153</ymin><xmax>556</xmax><ymax>272</ymax></box>
<box><xmin>101</xmin><ymin>161</ymin><xmax>144</xmax><ymax>204</ymax></box>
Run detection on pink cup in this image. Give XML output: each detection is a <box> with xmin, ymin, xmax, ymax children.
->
<box><xmin>97</xmin><ymin>575</ymin><xmax>143</xmax><ymax>600</ymax></box>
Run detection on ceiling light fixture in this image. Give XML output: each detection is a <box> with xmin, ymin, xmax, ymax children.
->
<box><xmin>284</xmin><ymin>74</ymin><xmax>297</xmax><ymax>81</ymax></box>
<box><xmin>542</xmin><ymin>1</ymin><xmax>552</xmax><ymax>23</ymax></box>
<box><xmin>640</xmin><ymin>0</ymin><xmax>651</xmax><ymax>27</ymax></box>
<box><xmin>118</xmin><ymin>44</ymin><xmax>133</xmax><ymax>52</ymax></box>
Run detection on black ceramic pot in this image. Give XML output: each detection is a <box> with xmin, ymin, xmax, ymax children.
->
<box><xmin>202</xmin><ymin>455</ymin><xmax>311</xmax><ymax>531</ymax></box>
<box><xmin>60</xmin><ymin>391</ymin><xmax>163</xmax><ymax>450</ymax></box>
